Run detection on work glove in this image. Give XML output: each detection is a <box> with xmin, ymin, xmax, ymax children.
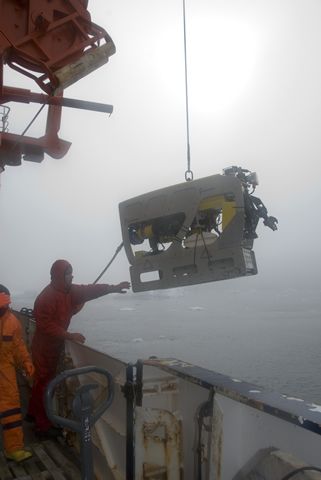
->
<box><xmin>66</xmin><ymin>332</ymin><xmax>86</xmax><ymax>344</ymax></box>
<box><xmin>73</xmin><ymin>303</ymin><xmax>85</xmax><ymax>315</ymax></box>
<box><xmin>24</xmin><ymin>362</ymin><xmax>35</xmax><ymax>379</ymax></box>
<box><xmin>113</xmin><ymin>281</ymin><xmax>131</xmax><ymax>293</ymax></box>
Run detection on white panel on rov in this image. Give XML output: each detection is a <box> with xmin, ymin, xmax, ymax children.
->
<box><xmin>119</xmin><ymin>172</ymin><xmax>265</xmax><ymax>292</ymax></box>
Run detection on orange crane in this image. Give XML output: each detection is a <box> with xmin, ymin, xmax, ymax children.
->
<box><xmin>0</xmin><ymin>0</ymin><xmax>115</xmax><ymax>170</ymax></box>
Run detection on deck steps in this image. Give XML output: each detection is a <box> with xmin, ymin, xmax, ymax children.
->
<box><xmin>0</xmin><ymin>441</ymin><xmax>81</xmax><ymax>480</ymax></box>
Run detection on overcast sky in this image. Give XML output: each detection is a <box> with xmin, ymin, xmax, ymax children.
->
<box><xmin>1</xmin><ymin>0</ymin><xmax>321</xmax><ymax>295</ymax></box>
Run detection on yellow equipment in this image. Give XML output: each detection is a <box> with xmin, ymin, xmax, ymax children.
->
<box><xmin>119</xmin><ymin>167</ymin><xmax>277</xmax><ymax>292</ymax></box>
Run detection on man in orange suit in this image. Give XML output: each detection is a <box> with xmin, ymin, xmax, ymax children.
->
<box><xmin>0</xmin><ymin>285</ymin><xmax>34</xmax><ymax>462</ymax></box>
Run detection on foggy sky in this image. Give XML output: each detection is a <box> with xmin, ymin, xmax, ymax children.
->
<box><xmin>1</xmin><ymin>0</ymin><xmax>321</xmax><ymax>296</ymax></box>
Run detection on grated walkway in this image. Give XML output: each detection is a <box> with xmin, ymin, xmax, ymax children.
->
<box><xmin>0</xmin><ymin>440</ymin><xmax>81</xmax><ymax>480</ymax></box>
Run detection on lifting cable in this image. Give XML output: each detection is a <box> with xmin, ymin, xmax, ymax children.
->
<box><xmin>182</xmin><ymin>0</ymin><xmax>193</xmax><ymax>182</ymax></box>
<box><xmin>6</xmin><ymin>100</ymin><xmax>125</xmax><ymax>285</ymax></box>
<box><xmin>16</xmin><ymin>104</ymin><xmax>125</xmax><ymax>286</ymax></box>
<box><xmin>10</xmin><ymin>103</ymin><xmax>46</xmax><ymax>153</ymax></box>
<box><xmin>20</xmin><ymin>104</ymin><xmax>46</xmax><ymax>137</ymax></box>
<box><xmin>90</xmin><ymin>12</ymin><xmax>196</xmax><ymax>281</ymax></box>
<box><xmin>280</xmin><ymin>466</ymin><xmax>321</xmax><ymax>480</ymax></box>
<box><xmin>93</xmin><ymin>242</ymin><xmax>124</xmax><ymax>284</ymax></box>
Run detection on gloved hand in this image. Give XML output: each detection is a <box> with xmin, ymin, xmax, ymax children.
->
<box><xmin>24</xmin><ymin>362</ymin><xmax>35</xmax><ymax>378</ymax></box>
<box><xmin>67</xmin><ymin>332</ymin><xmax>86</xmax><ymax>344</ymax></box>
<box><xmin>112</xmin><ymin>281</ymin><xmax>131</xmax><ymax>293</ymax></box>
<box><xmin>73</xmin><ymin>303</ymin><xmax>85</xmax><ymax>315</ymax></box>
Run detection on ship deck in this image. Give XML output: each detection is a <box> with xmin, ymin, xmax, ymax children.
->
<box><xmin>0</xmin><ymin>377</ymin><xmax>81</xmax><ymax>480</ymax></box>
<box><xmin>0</xmin><ymin>438</ymin><xmax>81</xmax><ymax>480</ymax></box>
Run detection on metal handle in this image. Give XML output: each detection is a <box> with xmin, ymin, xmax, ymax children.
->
<box><xmin>45</xmin><ymin>365</ymin><xmax>114</xmax><ymax>433</ymax></box>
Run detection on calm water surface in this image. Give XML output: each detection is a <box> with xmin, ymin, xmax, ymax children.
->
<box><xmin>16</xmin><ymin>282</ymin><xmax>321</xmax><ymax>404</ymax></box>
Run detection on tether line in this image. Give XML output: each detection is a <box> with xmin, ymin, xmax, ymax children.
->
<box><xmin>183</xmin><ymin>0</ymin><xmax>193</xmax><ymax>181</ymax></box>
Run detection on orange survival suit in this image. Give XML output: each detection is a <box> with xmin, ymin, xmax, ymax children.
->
<box><xmin>0</xmin><ymin>294</ymin><xmax>34</xmax><ymax>453</ymax></box>
<box><xmin>28</xmin><ymin>259</ymin><xmax>117</xmax><ymax>433</ymax></box>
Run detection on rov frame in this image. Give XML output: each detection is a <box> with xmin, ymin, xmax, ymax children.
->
<box><xmin>119</xmin><ymin>174</ymin><xmax>258</xmax><ymax>292</ymax></box>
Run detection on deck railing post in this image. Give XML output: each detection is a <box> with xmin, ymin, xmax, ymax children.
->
<box><xmin>124</xmin><ymin>363</ymin><xmax>135</xmax><ymax>480</ymax></box>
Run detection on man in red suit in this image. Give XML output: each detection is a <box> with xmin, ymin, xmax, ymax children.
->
<box><xmin>28</xmin><ymin>259</ymin><xmax>130</xmax><ymax>437</ymax></box>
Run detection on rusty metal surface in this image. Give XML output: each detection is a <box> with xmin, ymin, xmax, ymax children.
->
<box><xmin>135</xmin><ymin>407</ymin><xmax>182</xmax><ymax>480</ymax></box>
<box><xmin>0</xmin><ymin>0</ymin><xmax>115</xmax><ymax>94</ymax></box>
<box><xmin>0</xmin><ymin>1</ymin><xmax>115</xmax><ymax>170</ymax></box>
<box><xmin>210</xmin><ymin>397</ymin><xmax>223</xmax><ymax>480</ymax></box>
<box><xmin>15</xmin><ymin>311</ymin><xmax>321</xmax><ymax>478</ymax></box>
<box><xmin>144</xmin><ymin>358</ymin><xmax>321</xmax><ymax>437</ymax></box>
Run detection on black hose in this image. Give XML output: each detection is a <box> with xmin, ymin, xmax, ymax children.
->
<box><xmin>281</xmin><ymin>466</ymin><xmax>321</xmax><ymax>480</ymax></box>
<box><xmin>93</xmin><ymin>242</ymin><xmax>123</xmax><ymax>284</ymax></box>
<box><xmin>195</xmin><ymin>391</ymin><xmax>214</xmax><ymax>480</ymax></box>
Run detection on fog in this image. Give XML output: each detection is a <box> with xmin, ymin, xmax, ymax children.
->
<box><xmin>1</xmin><ymin>0</ymin><xmax>321</xmax><ymax>298</ymax></box>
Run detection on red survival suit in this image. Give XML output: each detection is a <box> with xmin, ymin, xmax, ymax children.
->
<box><xmin>0</xmin><ymin>303</ymin><xmax>34</xmax><ymax>452</ymax></box>
<box><xmin>28</xmin><ymin>259</ymin><xmax>115</xmax><ymax>432</ymax></box>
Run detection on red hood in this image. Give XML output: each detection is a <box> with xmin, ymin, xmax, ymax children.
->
<box><xmin>50</xmin><ymin>259</ymin><xmax>72</xmax><ymax>292</ymax></box>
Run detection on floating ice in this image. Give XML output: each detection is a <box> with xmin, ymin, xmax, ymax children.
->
<box><xmin>282</xmin><ymin>395</ymin><xmax>304</xmax><ymax>402</ymax></box>
<box><xmin>307</xmin><ymin>403</ymin><xmax>321</xmax><ymax>413</ymax></box>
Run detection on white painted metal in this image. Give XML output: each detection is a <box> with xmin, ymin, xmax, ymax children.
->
<box><xmin>135</xmin><ymin>407</ymin><xmax>181</xmax><ymax>479</ymax></box>
<box><xmin>17</xmin><ymin>315</ymin><xmax>321</xmax><ymax>480</ymax></box>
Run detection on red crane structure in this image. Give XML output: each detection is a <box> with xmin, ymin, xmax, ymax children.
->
<box><xmin>0</xmin><ymin>0</ymin><xmax>115</xmax><ymax>170</ymax></box>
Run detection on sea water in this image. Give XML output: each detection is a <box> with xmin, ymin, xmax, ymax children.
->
<box><xmin>14</xmin><ymin>282</ymin><xmax>321</xmax><ymax>404</ymax></box>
